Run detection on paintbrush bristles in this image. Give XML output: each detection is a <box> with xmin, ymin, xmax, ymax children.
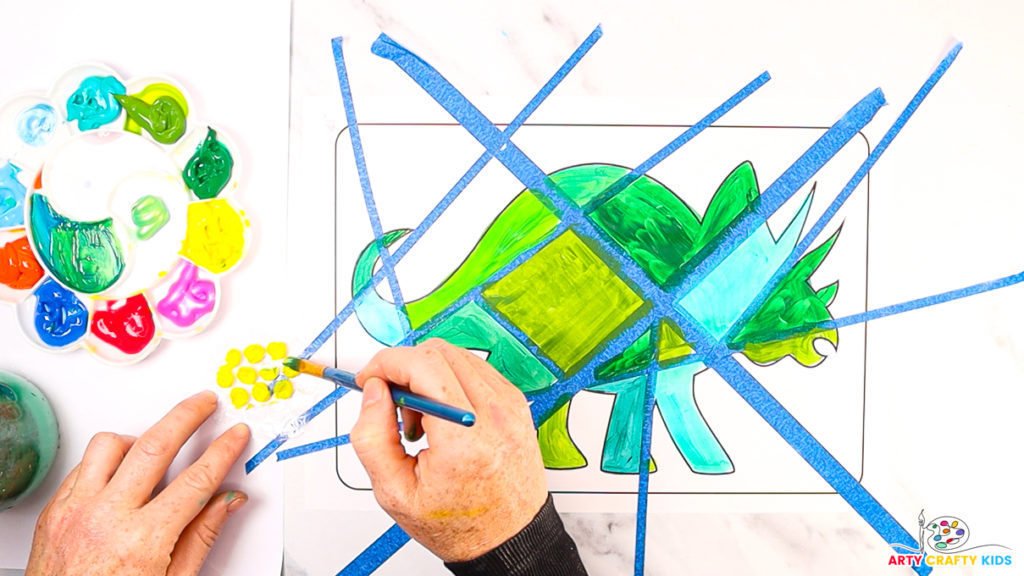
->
<box><xmin>283</xmin><ymin>357</ymin><xmax>326</xmax><ymax>377</ymax></box>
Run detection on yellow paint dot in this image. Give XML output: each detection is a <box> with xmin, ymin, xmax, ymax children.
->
<box><xmin>243</xmin><ymin>344</ymin><xmax>265</xmax><ymax>364</ymax></box>
<box><xmin>237</xmin><ymin>367</ymin><xmax>257</xmax><ymax>384</ymax></box>
<box><xmin>225</xmin><ymin>349</ymin><xmax>242</xmax><ymax>367</ymax></box>
<box><xmin>216</xmin><ymin>366</ymin><xmax>235</xmax><ymax>388</ymax></box>
<box><xmin>258</xmin><ymin>367</ymin><xmax>278</xmax><ymax>381</ymax></box>
<box><xmin>267</xmin><ymin>341</ymin><xmax>287</xmax><ymax>360</ymax></box>
<box><xmin>230</xmin><ymin>387</ymin><xmax>249</xmax><ymax>408</ymax></box>
<box><xmin>252</xmin><ymin>383</ymin><xmax>271</xmax><ymax>403</ymax></box>
<box><xmin>283</xmin><ymin>366</ymin><xmax>299</xmax><ymax>378</ymax></box>
<box><xmin>274</xmin><ymin>379</ymin><xmax>294</xmax><ymax>400</ymax></box>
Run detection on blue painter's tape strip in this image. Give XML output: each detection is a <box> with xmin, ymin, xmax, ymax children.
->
<box><xmin>706</xmin><ymin>355</ymin><xmax>929</xmax><ymax>575</ymax></box>
<box><xmin>673</xmin><ymin>88</ymin><xmax>886</xmax><ymax>300</ymax></box>
<box><xmin>276</xmin><ymin>434</ymin><xmax>351</xmax><ymax>461</ymax></box>
<box><xmin>634</xmin><ymin>357</ymin><xmax>659</xmax><ymax>574</ymax></box>
<box><xmin>666</xmin><ymin>285</ymin><xmax>928</xmax><ymax>573</ymax></box>
<box><xmin>729</xmin><ymin>43</ymin><xmax>963</xmax><ymax>342</ymax></box>
<box><xmin>827</xmin><ymin>269</ymin><xmax>1024</xmax><ymax>331</ymax></box>
<box><xmin>245</xmin><ymin>386</ymin><xmax>352</xmax><ymax>473</ymax></box>
<box><xmin>333</xmin><ymin>37</ymin><xmax>412</xmax><ymax>338</ymax></box>
<box><xmin>337</xmin><ymin>523</ymin><xmax>411</xmax><ymax>576</ymax></box>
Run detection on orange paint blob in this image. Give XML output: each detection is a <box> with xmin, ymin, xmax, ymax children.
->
<box><xmin>0</xmin><ymin>236</ymin><xmax>45</xmax><ymax>290</ymax></box>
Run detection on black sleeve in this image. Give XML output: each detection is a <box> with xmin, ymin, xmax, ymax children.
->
<box><xmin>444</xmin><ymin>494</ymin><xmax>589</xmax><ymax>576</ymax></box>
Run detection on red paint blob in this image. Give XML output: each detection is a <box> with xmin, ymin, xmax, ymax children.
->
<box><xmin>0</xmin><ymin>236</ymin><xmax>45</xmax><ymax>290</ymax></box>
<box><xmin>91</xmin><ymin>294</ymin><xmax>156</xmax><ymax>355</ymax></box>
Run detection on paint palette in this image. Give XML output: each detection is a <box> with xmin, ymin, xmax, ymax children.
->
<box><xmin>0</xmin><ymin>65</ymin><xmax>249</xmax><ymax>363</ymax></box>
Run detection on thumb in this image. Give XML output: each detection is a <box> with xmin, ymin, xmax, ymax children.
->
<box><xmin>167</xmin><ymin>491</ymin><xmax>247</xmax><ymax>576</ymax></box>
<box><xmin>350</xmin><ymin>377</ymin><xmax>416</xmax><ymax>507</ymax></box>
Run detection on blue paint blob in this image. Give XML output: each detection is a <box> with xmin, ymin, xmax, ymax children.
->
<box><xmin>0</xmin><ymin>162</ymin><xmax>27</xmax><ymax>228</ymax></box>
<box><xmin>16</xmin><ymin>104</ymin><xmax>57</xmax><ymax>147</ymax></box>
<box><xmin>32</xmin><ymin>278</ymin><xmax>88</xmax><ymax>348</ymax></box>
<box><xmin>66</xmin><ymin>76</ymin><xmax>125</xmax><ymax>131</ymax></box>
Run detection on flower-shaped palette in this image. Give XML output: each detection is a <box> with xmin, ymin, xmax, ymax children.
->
<box><xmin>0</xmin><ymin>65</ymin><xmax>249</xmax><ymax>363</ymax></box>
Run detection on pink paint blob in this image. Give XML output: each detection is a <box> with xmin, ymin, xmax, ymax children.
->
<box><xmin>156</xmin><ymin>261</ymin><xmax>216</xmax><ymax>328</ymax></box>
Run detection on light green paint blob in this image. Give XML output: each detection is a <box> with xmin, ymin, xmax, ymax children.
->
<box><xmin>482</xmin><ymin>230</ymin><xmax>647</xmax><ymax>375</ymax></box>
<box><xmin>131</xmin><ymin>195</ymin><xmax>169</xmax><ymax>240</ymax></box>
<box><xmin>29</xmin><ymin>194</ymin><xmax>124</xmax><ymax>294</ymax></box>
<box><xmin>114</xmin><ymin>94</ymin><xmax>186</xmax><ymax>144</ymax></box>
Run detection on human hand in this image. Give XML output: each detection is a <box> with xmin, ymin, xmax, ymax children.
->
<box><xmin>26</xmin><ymin>390</ymin><xmax>251</xmax><ymax>576</ymax></box>
<box><xmin>352</xmin><ymin>339</ymin><xmax>549</xmax><ymax>563</ymax></box>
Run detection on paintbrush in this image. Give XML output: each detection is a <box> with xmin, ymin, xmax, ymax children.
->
<box><xmin>283</xmin><ymin>357</ymin><xmax>476</xmax><ymax>427</ymax></box>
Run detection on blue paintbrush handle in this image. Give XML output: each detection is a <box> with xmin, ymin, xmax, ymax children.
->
<box><xmin>322</xmin><ymin>366</ymin><xmax>476</xmax><ymax>427</ymax></box>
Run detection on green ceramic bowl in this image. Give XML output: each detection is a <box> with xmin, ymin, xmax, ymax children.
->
<box><xmin>0</xmin><ymin>370</ymin><xmax>59</xmax><ymax>511</ymax></box>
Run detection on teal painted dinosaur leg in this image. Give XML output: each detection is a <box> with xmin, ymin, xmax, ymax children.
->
<box><xmin>655</xmin><ymin>363</ymin><xmax>733</xmax><ymax>474</ymax></box>
<box><xmin>590</xmin><ymin>376</ymin><xmax>655</xmax><ymax>474</ymax></box>
<box><xmin>421</xmin><ymin>302</ymin><xmax>587</xmax><ymax>468</ymax></box>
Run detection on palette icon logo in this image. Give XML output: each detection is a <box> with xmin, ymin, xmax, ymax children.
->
<box><xmin>922</xmin><ymin>513</ymin><xmax>970</xmax><ymax>553</ymax></box>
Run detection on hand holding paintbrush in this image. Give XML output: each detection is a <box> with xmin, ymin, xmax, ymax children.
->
<box><xmin>283</xmin><ymin>356</ymin><xmax>476</xmax><ymax>427</ymax></box>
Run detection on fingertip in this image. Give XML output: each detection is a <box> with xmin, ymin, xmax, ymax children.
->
<box><xmin>226</xmin><ymin>491</ymin><xmax>248</xmax><ymax>515</ymax></box>
<box><xmin>192</xmin><ymin>389</ymin><xmax>218</xmax><ymax>404</ymax></box>
<box><xmin>362</xmin><ymin>377</ymin><xmax>386</xmax><ymax>406</ymax></box>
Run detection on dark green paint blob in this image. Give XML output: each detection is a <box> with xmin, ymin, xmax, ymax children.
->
<box><xmin>114</xmin><ymin>94</ymin><xmax>186</xmax><ymax>144</ymax></box>
<box><xmin>29</xmin><ymin>194</ymin><xmax>125</xmax><ymax>294</ymax></box>
<box><xmin>183</xmin><ymin>128</ymin><xmax>234</xmax><ymax>199</ymax></box>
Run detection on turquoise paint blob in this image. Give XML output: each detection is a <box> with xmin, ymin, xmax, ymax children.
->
<box><xmin>16</xmin><ymin>103</ymin><xmax>57</xmax><ymax>147</ymax></box>
<box><xmin>32</xmin><ymin>277</ymin><xmax>89</xmax><ymax>347</ymax></box>
<box><xmin>66</xmin><ymin>76</ymin><xmax>126</xmax><ymax>131</ymax></box>
<box><xmin>0</xmin><ymin>162</ymin><xmax>27</xmax><ymax>228</ymax></box>
<box><xmin>0</xmin><ymin>370</ymin><xmax>59</xmax><ymax>511</ymax></box>
<box><xmin>29</xmin><ymin>194</ymin><xmax>125</xmax><ymax>294</ymax></box>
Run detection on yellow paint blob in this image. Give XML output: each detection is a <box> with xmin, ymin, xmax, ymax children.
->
<box><xmin>283</xmin><ymin>366</ymin><xmax>299</xmax><ymax>378</ymax></box>
<box><xmin>230</xmin><ymin>387</ymin><xmax>249</xmax><ymax>408</ymax></box>
<box><xmin>267</xmin><ymin>341</ymin><xmax>287</xmax><ymax>360</ymax></box>
<box><xmin>216</xmin><ymin>366</ymin><xmax>235</xmax><ymax>388</ymax></box>
<box><xmin>225</xmin><ymin>348</ymin><xmax>242</xmax><ymax>367</ymax></box>
<box><xmin>252</xmin><ymin>383</ymin><xmax>271</xmax><ymax>403</ymax></box>
<box><xmin>180</xmin><ymin>199</ymin><xmax>246</xmax><ymax>273</ymax></box>
<box><xmin>243</xmin><ymin>344</ymin><xmax>265</xmax><ymax>364</ymax></box>
<box><xmin>258</xmin><ymin>367</ymin><xmax>278</xmax><ymax>381</ymax></box>
<box><xmin>274</xmin><ymin>379</ymin><xmax>294</xmax><ymax>400</ymax></box>
<box><xmin>236</xmin><ymin>366</ymin><xmax>257</xmax><ymax>384</ymax></box>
